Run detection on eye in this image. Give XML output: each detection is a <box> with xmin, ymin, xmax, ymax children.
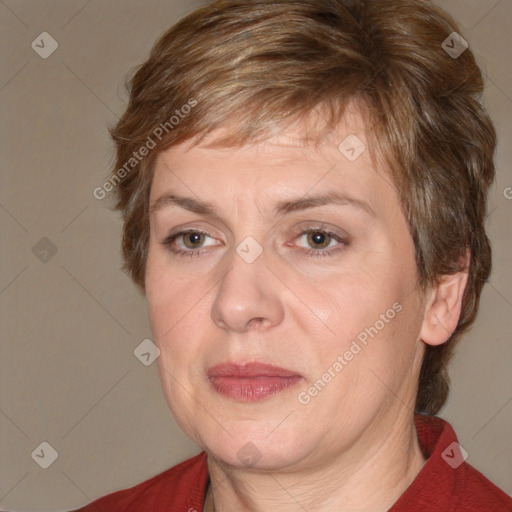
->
<box><xmin>160</xmin><ymin>226</ymin><xmax>349</xmax><ymax>259</ymax></box>
<box><xmin>294</xmin><ymin>227</ymin><xmax>348</xmax><ymax>258</ymax></box>
<box><xmin>161</xmin><ymin>229</ymin><xmax>219</xmax><ymax>258</ymax></box>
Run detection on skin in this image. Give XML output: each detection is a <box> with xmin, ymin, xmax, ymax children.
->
<box><xmin>145</xmin><ymin>103</ymin><xmax>469</xmax><ymax>512</ymax></box>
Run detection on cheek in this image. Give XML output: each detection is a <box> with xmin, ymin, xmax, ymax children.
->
<box><xmin>145</xmin><ymin>247</ymin><xmax>215</xmax><ymax>373</ymax></box>
<box><xmin>314</xmin><ymin>268</ymin><xmax>394</xmax><ymax>334</ymax></box>
<box><xmin>309</xmin><ymin>263</ymin><xmax>419</xmax><ymax>377</ymax></box>
<box><xmin>145</xmin><ymin>247</ymin><xmax>194</xmax><ymax>333</ymax></box>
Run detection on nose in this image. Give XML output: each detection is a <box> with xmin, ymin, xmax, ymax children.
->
<box><xmin>211</xmin><ymin>244</ymin><xmax>285</xmax><ymax>333</ymax></box>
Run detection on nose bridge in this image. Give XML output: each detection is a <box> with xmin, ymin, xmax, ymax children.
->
<box><xmin>211</xmin><ymin>240</ymin><xmax>283</xmax><ymax>331</ymax></box>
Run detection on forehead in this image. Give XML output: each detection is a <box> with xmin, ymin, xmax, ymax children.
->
<box><xmin>150</xmin><ymin>105</ymin><xmax>398</xmax><ymax>219</ymax></box>
<box><xmin>169</xmin><ymin>100</ymin><xmax>373</xmax><ymax>160</ymax></box>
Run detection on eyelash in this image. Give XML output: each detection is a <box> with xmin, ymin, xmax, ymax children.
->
<box><xmin>160</xmin><ymin>227</ymin><xmax>348</xmax><ymax>259</ymax></box>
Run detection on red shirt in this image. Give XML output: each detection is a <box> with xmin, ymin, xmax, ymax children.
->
<box><xmin>72</xmin><ymin>415</ymin><xmax>511</xmax><ymax>511</ymax></box>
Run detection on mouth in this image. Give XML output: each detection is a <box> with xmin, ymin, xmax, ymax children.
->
<box><xmin>207</xmin><ymin>362</ymin><xmax>303</xmax><ymax>402</ymax></box>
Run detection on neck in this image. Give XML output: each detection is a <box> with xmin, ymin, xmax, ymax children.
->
<box><xmin>204</xmin><ymin>413</ymin><xmax>426</xmax><ymax>512</ymax></box>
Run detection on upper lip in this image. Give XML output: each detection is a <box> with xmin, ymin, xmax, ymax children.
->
<box><xmin>207</xmin><ymin>362</ymin><xmax>301</xmax><ymax>378</ymax></box>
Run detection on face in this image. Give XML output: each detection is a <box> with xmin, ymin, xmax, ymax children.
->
<box><xmin>146</xmin><ymin>105</ymin><xmax>428</xmax><ymax>472</ymax></box>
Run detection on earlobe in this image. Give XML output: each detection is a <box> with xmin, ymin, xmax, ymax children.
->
<box><xmin>420</xmin><ymin>251</ymin><xmax>470</xmax><ymax>346</ymax></box>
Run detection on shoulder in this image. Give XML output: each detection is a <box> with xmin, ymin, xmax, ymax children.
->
<box><xmin>454</xmin><ymin>461</ymin><xmax>512</xmax><ymax>511</ymax></box>
<box><xmin>69</xmin><ymin>451</ymin><xmax>208</xmax><ymax>512</ymax></box>
<box><xmin>393</xmin><ymin>415</ymin><xmax>512</xmax><ymax>511</ymax></box>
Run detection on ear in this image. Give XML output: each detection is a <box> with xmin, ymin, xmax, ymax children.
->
<box><xmin>420</xmin><ymin>250</ymin><xmax>470</xmax><ymax>346</ymax></box>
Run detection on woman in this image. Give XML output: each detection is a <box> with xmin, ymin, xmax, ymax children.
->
<box><xmin>75</xmin><ymin>0</ymin><xmax>511</xmax><ymax>510</ymax></box>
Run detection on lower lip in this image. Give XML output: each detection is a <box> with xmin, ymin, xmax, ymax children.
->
<box><xmin>209</xmin><ymin>375</ymin><xmax>303</xmax><ymax>401</ymax></box>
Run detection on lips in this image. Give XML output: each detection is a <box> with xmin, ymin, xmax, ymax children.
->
<box><xmin>207</xmin><ymin>362</ymin><xmax>303</xmax><ymax>402</ymax></box>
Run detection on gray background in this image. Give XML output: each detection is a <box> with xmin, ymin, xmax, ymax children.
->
<box><xmin>1</xmin><ymin>0</ymin><xmax>511</xmax><ymax>510</ymax></box>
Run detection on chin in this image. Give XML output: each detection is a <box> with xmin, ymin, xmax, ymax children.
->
<box><xmin>199</xmin><ymin>423</ymin><xmax>317</xmax><ymax>471</ymax></box>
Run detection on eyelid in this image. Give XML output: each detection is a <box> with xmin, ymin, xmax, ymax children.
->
<box><xmin>289</xmin><ymin>221</ymin><xmax>350</xmax><ymax>245</ymax></box>
<box><xmin>162</xmin><ymin>222</ymin><xmax>348</xmax><ymax>244</ymax></box>
<box><xmin>160</xmin><ymin>222</ymin><xmax>350</xmax><ymax>259</ymax></box>
<box><xmin>291</xmin><ymin>226</ymin><xmax>349</xmax><ymax>255</ymax></box>
<box><xmin>290</xmin><ymin>221</ymin><xmax>348</xmax><ymax>238</ymax></box>
<box><xmin>161</xmin><ymin>228</ymin><xmax>221</xmax><ymax>249</ymax></box>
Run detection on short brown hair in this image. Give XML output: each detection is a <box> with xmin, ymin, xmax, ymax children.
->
<box><xmin>107</xmin><ymin>0</ymin><xmax>497</xmax><ymax>415</ymax></box>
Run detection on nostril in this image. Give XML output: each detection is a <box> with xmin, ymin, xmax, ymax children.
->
<box><xmin>247</xmin><ymin>317</ymin><xmax>266</xmax><ymax>329</ymax></box>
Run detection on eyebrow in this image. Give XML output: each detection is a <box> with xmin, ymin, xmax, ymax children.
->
<box><xmin>149</xmin><ymin>190</ymin><xmax>376</xmax><ymax>218</ymax></box>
